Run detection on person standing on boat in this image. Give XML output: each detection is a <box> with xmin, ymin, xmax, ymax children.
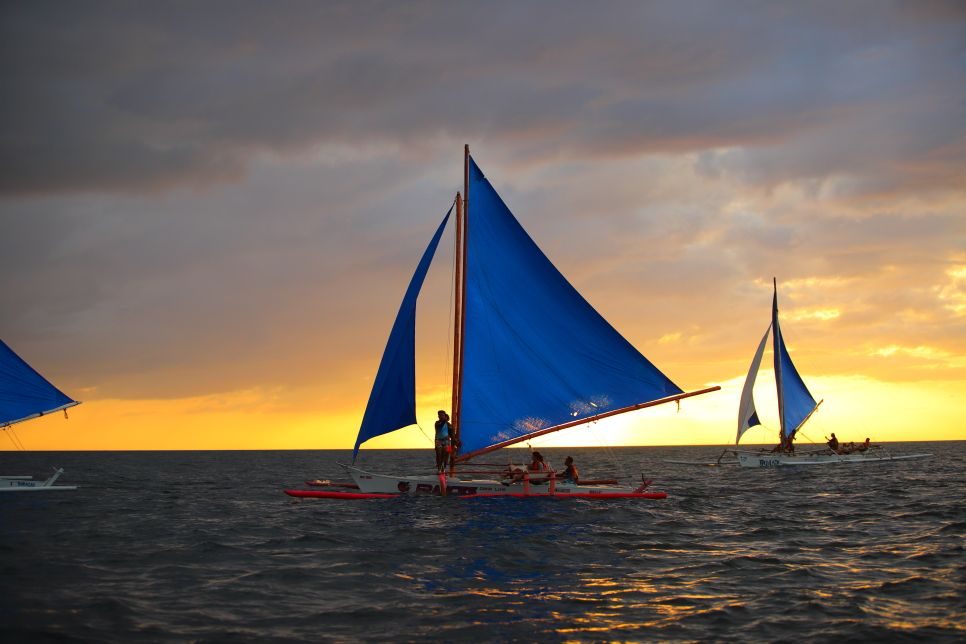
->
<box><xmin>434</xmin><ymin>410</ymin><xmax>452</xmax><ymax>472</ymax></box>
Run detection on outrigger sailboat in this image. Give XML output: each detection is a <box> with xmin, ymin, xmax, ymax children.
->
<box><xmin>1</xmin><ymin>337</ymin><xmax>81</xmax><ymax>491</ymax></box>
<box><xmin>724</xmin><ymin>279</ymin><xmax>932</xmax><ymax>468</ymax></box>
<box><xmin>286</xmin><ymin>147</ymin><xmax>719</xmax><ymax>500</ymax></box>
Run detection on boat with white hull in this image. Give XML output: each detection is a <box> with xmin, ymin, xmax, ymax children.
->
<box><xmin>286</xmin><ymin>148</ymin><xmax>718</xmax><ymax>499</ymax></box>
<box><xmin>1</xmin><ymin>337</ymin><xmax>81</xmax><ymax>491</ymax></box>
<box><xmin>733</xmin><ymin>448</ymin><xmax>933</xmax><ymax>468</ymax></box>
<box><xmin>333</xmin><ymin>465</ymin><xmax>663</xmax><ymax>498</ymax></box>
<box><xmin>1</xmin><ymin>469</ymin><xmax>77</xmax><ymax>491</ymax></box>
<box><xmin>725</xmin><ymin>280</ymin><xmax>930</xmax><ymax>468</ymax></box>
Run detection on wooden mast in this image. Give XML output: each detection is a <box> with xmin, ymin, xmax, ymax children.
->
<box><xmin>448</xmin><ymin>190</ymin><xmax>463</xmax><ymax>476</ymax></box>
<box><xmin>448</xmin><ymin>145</ymin><xmax>470</xmax><ymax>476</ymax></box>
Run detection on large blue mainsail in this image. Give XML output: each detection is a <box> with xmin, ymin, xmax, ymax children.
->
<box><xmin>352</xmin><ymin>209</ymin><xmax>451</xmax><ymax>460</ymax></box>
<box><xmin>459</xmin><ymin>158</ymin><xmax>683</xmax><ymax>455</ymax></box>
<box><xmin>771</xmin><ymin>284</ymin><xmax>817</xmax><ymax>439</ymax></box>
<box><xmin>0</xmin><ymin>338</ymin><xmax>79</xmax><ymax>428</ymax></box>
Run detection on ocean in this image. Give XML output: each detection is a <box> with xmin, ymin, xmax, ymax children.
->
<box><xmin>1</xmin><ymin>442</ymin><xmax>963</xmax><ymax>643</ymax></box>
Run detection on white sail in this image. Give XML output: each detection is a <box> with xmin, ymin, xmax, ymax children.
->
<box><xmin>736</xmin><ymin>324</ymin><xmax>771</xmax><ymax>444</ymax></box>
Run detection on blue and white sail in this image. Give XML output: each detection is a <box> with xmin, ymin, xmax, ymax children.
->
<box><xmin>352</xmin><ymin>209</ymin><xmax>451</xmax><ymax>460</ymax></box>
<box><xmin>771</xmin><ymin>282</ymin><xmax>818</xmax><ymax>441</ymax></box>
<box><xmin>736</xmin><ymin>324</ymin><xmax>770</xmax><ymax>444</ymax></box>
<box><xmin>736</xmin><ymin>281</ymin><xmax>818</xmax><ymax>445</ymax></box>
<box><xmin>458</xmin><ymin>157</ymin><xmax>682</xmax><ymax>455</ymax></box>
<box><xmin>1</xmin><ymin>338</ymin><xmax>81</xmax><ymax>429</ymax></box>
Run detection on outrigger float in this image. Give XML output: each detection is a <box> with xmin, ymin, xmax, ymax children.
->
<box><xmin>285</xmin><ymin>147</ymin><xmax>718</xmax><ymax>500</ymax></box>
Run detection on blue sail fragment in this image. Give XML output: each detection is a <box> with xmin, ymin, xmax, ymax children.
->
<box><xmin>352</xmin><ymin>209</ymin><xmax>451</xmax><ymax>460</ymax></box>
<box><xmin>0</xmin><ymin>338</ymin><xmax>78</xmax><ymax>428</ymax></box>
<box><xmin>776</xmin><ymin>330</ymin><xmax>817</xmax><ymax>438</ymax></box>
<box><xmin>771</xmin><ymin>282</ymin><xmax>817</xmax><ymax>440</ymax></box>
<box><xmin>459</xmin><ymin>157</ymin><xmax>682</xmax><ymax>455</ymax></box>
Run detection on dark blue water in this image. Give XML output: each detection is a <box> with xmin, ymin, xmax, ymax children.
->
<box><xmin>2</xmin><ymin>443</ymin><xmax>964</xmax><ymax>643</ymax></box>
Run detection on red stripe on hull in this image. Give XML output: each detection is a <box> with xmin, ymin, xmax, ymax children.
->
<box><xmin>284</xmin><ymin>490</ymin><xmax>666</xmax><ymax>499</ymax></box>
<box><xmin>462</xmin><ymin>492</ymin><xmax>667</xmax><ymax>499</ymax></box>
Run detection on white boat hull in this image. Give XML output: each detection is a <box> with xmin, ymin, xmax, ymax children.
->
<box><xmin>735</xmin><ymin>451</ymin><xmax>933</xmax><ymax>468</ymax></box>
<box><xmin>344</xmin><ymin>465</ymin><xmax>647</xmax><ymax>496</ymax></box>
<box><xmin>0</xmin><ymin>469</ymin><xmax>77</xmax><ymax>491</ymax></box>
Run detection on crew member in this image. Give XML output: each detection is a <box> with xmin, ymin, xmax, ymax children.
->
<box><xmin>434</xmin><ymin>410</ymin><xmax>451</xmax><ymax>472</ymax></box>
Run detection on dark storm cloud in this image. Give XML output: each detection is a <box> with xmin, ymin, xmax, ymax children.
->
<box><xmin>2</xmin><ymin>1</ymin><xmax>963</xmax><ymax>195</ymax></box>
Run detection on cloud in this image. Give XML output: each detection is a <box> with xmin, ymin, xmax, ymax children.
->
<box><xmin>1</xmin><ymin>2</ymin><xmax>963</xmax><ymax>195</ymax></box>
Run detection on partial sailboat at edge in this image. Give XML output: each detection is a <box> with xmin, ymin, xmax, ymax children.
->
<box><xmin>1</xmin><ymin>337</ymin><xmax>81</xmax><ymax>491</ymax></box>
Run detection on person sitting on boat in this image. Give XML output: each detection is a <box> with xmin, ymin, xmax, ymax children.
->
<box><xmin>857</xmin><ymin>437</ymin><xmax>872</xmax><ymax>451</ymax></box>
<box><xmin>434</xmin><ymin>410</ymin><xmax>452</xmax><ymax>472</ymax></box>
<box><xmin>827</xmin><ymin>433</ymin><xmax>840</xmax><ymax>453</ymax></box>
<box><xmin>501</xmin><ymin>465</ymin><xmax>524</xmax><ymax>484</ymax></box>
<box><xmin>527</xmin><ymin>451</ymin><xmax>551</xmax><ymax>484</ymax></box>
<box><xmin>770</xmin><ymin>434</ymin><xmax>795</xmax><ymax>453</ymax></box>
<box><xmin>560</xmin><ymin>456</ymin><xmax>578</xmax><ymax>485</ymax></box>
<box><xmin>502</xmin><ymin>451</ymin><xmax>550</xmax><ymax>484</ymax></box>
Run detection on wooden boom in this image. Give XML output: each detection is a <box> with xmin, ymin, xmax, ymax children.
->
<box><xmin>454</xmin><ymin>385</ymin><xmax>721</xmax><ymax>462</ymax></box>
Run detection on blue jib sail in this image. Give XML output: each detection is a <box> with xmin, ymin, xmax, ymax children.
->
<box><xmin>352</xmin><ymin>208</ymin><xmax>451</xmax><ymax>460</ymax></box>
<box><xmin>0</xmin><ymin>338</ymin><xmax>78</xmax><ymax>428</ymax></box>
<box><xmin>771</xmin><ymin>285</ymin><xmax>817</xmax><ymax>439</ymax></box>
<box><xmin>775</xmin><ymin>326</ymin><xmax>817</xmax><ymax>439</ymax></box>
<box><xmin>459</xmin><ymin>158</ymin><xmax>683</xmax><ymax>455</ymax></box>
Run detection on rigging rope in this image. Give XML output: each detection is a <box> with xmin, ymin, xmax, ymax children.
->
<box><xmin>3</xmin><ymin>427</ymin><xmax>26</xmax><ymax>451</ymax></box>
<box><xmin>415</xmin><ymin>423</ymin><xmax>434</xmax><ymax>446</ymax></box>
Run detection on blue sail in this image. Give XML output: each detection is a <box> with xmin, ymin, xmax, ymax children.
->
<box><xmin>0</xmin><ymin>338</ymin><xmax>79</xmax><ymax>428</ymax></box>
<box><xmin>352</xmin><ymin>209</ymin><xmax>451</xmax><ymax>460</ymax></box>
<box><xmin>459</xmin><ymin>157</ymin><xmax>683</xmax><ymax>455</ymax></box>
<box><xmin>775</xmin><ymin>328</ymin><xmax>817</xmax><ymax>438</ymax></box>
<box><xmin>771</xmin><ymin>283</ymin><xmax>817</xmax><ymax>439</ymax></box>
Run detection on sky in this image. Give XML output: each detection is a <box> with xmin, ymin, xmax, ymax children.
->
<box><xmin>1</xmin><ymin>1</ymin><xmax>964</xmax><ymax>452</ymax></box>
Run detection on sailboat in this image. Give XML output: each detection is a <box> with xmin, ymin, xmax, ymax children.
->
<box><xmin>729</xmin><ymin>279</ymin><xmax>932</xmax><ymax>468</ymax></box>
<box><xmin>286</xmin><ymin>147</ymin><xmax>719</xmax><ymax>500</ymax></box>
<box><xmin>1</xmin><ymin>337</ymin><xmax>81</xmax><ymax>491</ymax></box>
